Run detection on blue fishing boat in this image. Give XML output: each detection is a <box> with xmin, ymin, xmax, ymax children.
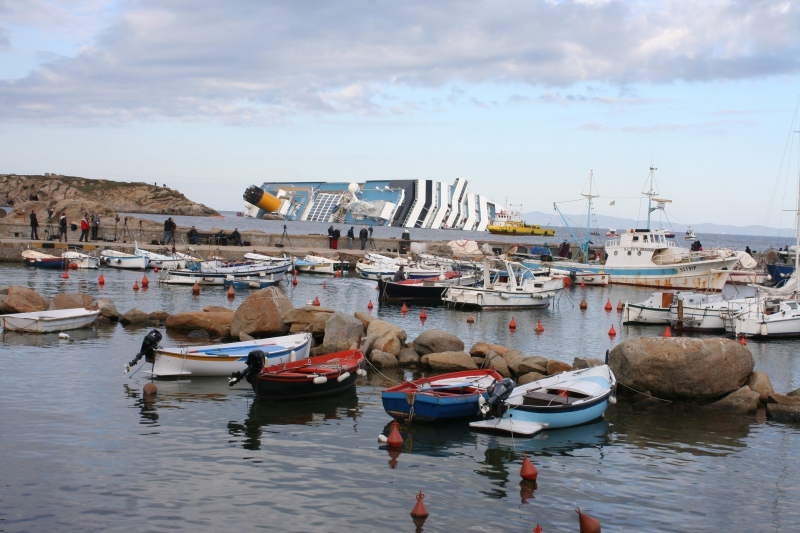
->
<box><xmin>223</xmin><ymin>275</ymin><xmax>282</xmax><ymax>290</ymax></box>
<box><xmin>382</xmin><ymin>369</ymin><xmax>504</xmax><ymax>422</ymax></box>
<box><xmin>470</xmin><ymin>364</ymin><xmax>616</xmax><ymax>436</ymax></box>
<box><xmin>766</xmin><ymin>263</ymin><xmax>794</xmax><ymax>287</ymax></box>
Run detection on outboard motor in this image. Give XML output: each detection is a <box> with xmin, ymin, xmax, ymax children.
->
<box><xmin>124</xmin><ymin>330</ymin><xmax>162</xmax><ymax>374</ymax></box>
<box><xmin>229</xmin><ymin>350</ymin><xmax>266</xmax><ymax>386</ymax></box>
<box><xmin>481</xmin><ymin>377</ymin><xmax>515</xmax><ymax>417</ymax></box>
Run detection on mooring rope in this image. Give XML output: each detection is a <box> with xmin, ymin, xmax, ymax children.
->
<box><xmin>616</xmin><ymin>381</ymin><xmax>672</xmax><ymax>402</ymax></box>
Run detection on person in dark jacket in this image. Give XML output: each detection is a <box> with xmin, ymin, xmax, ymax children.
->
<box><xmin>359</xmin><ymin>225</ymin><xmax>368</xmax><ymax>250</ymax></box>
<box><xmin>91</xmin><ymin>213</ymin><xmax>100</xmax><ymax>240</ymax></box>
<box><xmin>393</xmin><ymin>264</ymin><xmax>406</xmax><ymax>282</ymax></box>
<box><xmin>188</xmin><ymin>226</ymin><xmax>200</xmax><ymax>245</ymax></box>
<box><xmin>328</xmin><ymin>225</ymin><xmax>334</xmax><ymax>249</ymax></box>
<box><xmin>331</xmin><ymin>227</ymin><xmax>341</xmax><ymax>250</ymax></box>
<box><xmin>347</xmin><ymin>227</ymin><xmax>355</xmax><ymax>249</ymax></box>
<box><xmin>231</xmin><ymin>228</ymin><xmax>242</xmax><ymax>246</ymax></box>
<box><xmin>29</xmin><ymin>210</ymin><xmax>39</xmax><ymax>240</ymax></box>
<box><xmin>162</xmin><ymin>217</ymin><xmax>175</xmax><ymax>244</ymax></box>
<box><xmin>58</xmin><ymin>213</ymin><xmax>68</xmax><ymax>242</ymax></box>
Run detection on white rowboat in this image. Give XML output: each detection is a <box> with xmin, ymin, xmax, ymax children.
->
<box><xmin>1</xmin><ymin>308</ymin><xmax>100</xmax><ymax>333</ymax></box>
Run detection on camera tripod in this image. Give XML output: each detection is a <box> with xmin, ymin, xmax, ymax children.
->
<box><xmin>43</xmin><ymin>215</ymin><xmax>55</xmax><ymax>241</ymax></box>
<box><xmin>278</xmin><ymin>224</ymin><xmax>292</xmax><ymax>248</ymax></box>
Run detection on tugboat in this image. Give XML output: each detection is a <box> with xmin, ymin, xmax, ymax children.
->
<box><xmin>487</xmin><ymin>209</ymin><xmax>554</xmax><ymax>236</ymax></box>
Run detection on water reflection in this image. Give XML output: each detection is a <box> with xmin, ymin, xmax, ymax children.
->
<box><xmin>122</xmin><ymin>383</ymin><xmax>159</xmax><ymax>425</ymax></box>
<box><xmin>1</xmin><ymin>326</ymin><xmax>99</xmax><ymax>347</ymax></box>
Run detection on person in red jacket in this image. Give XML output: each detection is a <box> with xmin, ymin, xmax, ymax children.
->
<box><xmin>79</xmin><ymin>213</ymin><xmax>90</xmax><ymax>242</ymax></box>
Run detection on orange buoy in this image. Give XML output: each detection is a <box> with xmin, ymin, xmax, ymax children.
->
<box><xmin>536</xmin><ymin>320</ymin><xmax>544</xmax><ymax>333</ymax></box>
<box><xmin>292</xmin><ymin>277</ymin><xmax>298</xmax><ymax>286</ymax></box>
<box><xmin>313</xmin><ymin>296</ymin><xmax>320</xmax><ymax>306</ymax></box>
<box><xmin>580</xmin><ymin>281</ymin><xmax>585</xmax><ymax>288</ymax></box>
<box><xmin>154</xmin><ymin>267</ymin><xmax>159</xmax><ymax>273</ymax></box>
<box><xmin>579</xmin><ymin>299</ymin><xmax>587</xmax><ymax>310</ymax></box>
<box><xmin>192</xmin><ymin>281</ymin><xmax>200</xmax><ymax>295</ymax></box>
<box><xmin>604</xmin><ymin>299</ymin><xmax>612</xmax><ymax>311</ymax></box>
<box><xmin>293</xmin><ymin>269</ymin><xmax>298</xmax><ymax>276</ymax></box>
<box><xmin>69</xmin><ymin>262</ymin><xmax>78</xmax><ymax>270</ymax></box>
<box><xmin>335</xmin><ymin>270</ymin><xmax>342</xmax><ymax>277</ymax></box>
<box><xmin>387</xmin><ymin>420</ymin><xmax>403</xmax><ymax>448</ymax></box>
<box><xmin>467</xmin><ymin>315</ymin><xmax>475</xmax><ymax>323</ymax></box>
<box><xmin>617</xmin><ymin>300</ymin><xmax>623</xmax><ymax>311</ymax></box>
<box><xmin>739</xmin><ymin>335</ymin><xmax>747</xmax><ymax>345</ymax></box>
<box><xmin>227</xmin><ymin>284</ymin><xmax>235</xmax><ymax>298</ymax></box>
<box><xmin>509</xmin><ymin>317</ymin><xmax>517</xmax><ymax>329</ymax></box>
<box><xmin>62</xmin><ymin>270</ymin><xmax>69</xmax><ymax>279</ymax></box>
<box><xmin>133</xmin><ymin>281</ymin><xmax>139</xmax><ymax>291</ymax></box>
<box><xmin>576</xmin><ymin>508</ymin><xmax>602</xmax><ymax>533</ymax></box>
<box><xmin>608</xmin><ymin>324</ymin><xmax>616</xmax><ymax>336</ymax></box>
<box><xmin>410</xmin><ymin>492</ymin><xmax>429</xmax><ymax>519</ymax></box>
<box><xmin>664</xmin><ymin>326</ymin><xmax>672</xmax><ymax>337</ymax></box>
<box><xmin>420</xmin><ymin>308</ymin><xmax>427</xmax><ymax>320</ymax></box>
<box><xmin>534</xmin><ymin>525</ymin><xmax>542</xmax><ymax>533</ymax></box>
<box><xmin>142</xmin><ymin>275</ymin><xmax>149</xmax><ymax>287</ymax></box>
<box><xmin>401</xmin><ymin>302</ymin><xmax>408</xmax><ymax>314</ymax></box>
<box><xmin>520</xmin><ymin>452</ymin><xmax>538</xmax><ymax>481</ymax></box>
<box><xmin>563</xmin><ymin>276</ymin><xmax>571</xmax><ymax>287</ymax></box>
<box><xmin>368</xmin><ymin>300</ymin><xmax>374</xmax><ymax>310</ymax></box>
<box><xmin>323</xmin><ymin>282</ymin><xmax>327</xmax><ymax>289</ymax></box>
<box><xmin>143</xmin><ymin>382</ymin><xmax>157</xmax><ymax>396</ymax></box>
<box><xmin>98</xmin><ymin>274</ymin><xmax>105</xmax><ymax>285</ymax></box>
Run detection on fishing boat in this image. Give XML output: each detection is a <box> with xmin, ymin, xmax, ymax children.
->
<box><xmin>21</xmin><ymin>249</ymin><xmax>65</xmax><ymax>269</ymax></box>
<box><xmin>295</xmin><ymin>255</ymin><xmax>348</xmax><ymax>274</ymax></box>
<box><xmin>470</xmin><ymin>363</ymin><xmax>616</xmax><ymax>436</ymax></box>
<box><xmin>1</xmin><ymin>308</ymin><xmax>100</xmax><ymax>333</ymax></box>
<box><xmin>159</xmin><ymin>260</ymin><xmax>290</xmax><ymax>285</ymax></box>
<box><xmin>378</xmin><ymin>272</ymin><xmax>478</xmax><ymax>303</ymax></box>
<box><xmin>623</xmin><ymin>291</ymin><xmax>675</xmax><ymax>324</ymax></box>
<box><xmin>100</xmin><ymin>249</ymin><xmax>149</xmax><ymax>270</ymax></box>
<box><xmin>727</xmin><ymin>297</ymin><xmax>800</xmax><ymax>338</ymax></box>
<box><xmin>243</xmin><ymin>252</ymin><xmax>295</xmax><ymax>271</ymax></box>
<box><xmin>223</xmin><ymin>274</ymin><xmax>282</xmax><ymax>290</ymax></box>
<box><xmin>229</xmin><ymin>349</ymin><xmax>365</xmax><ymax>399</ymax></box>
<box><xmin>549</xmin><ymin>267</ymin><xmax>610</xmax><ymax>287</ymax></box>
<box><xmin>605</xmin><ymin>228</ymin><xmax>618</xmax><ymax>237</ymax></box>
<box><xmin>487</xmin><ymin>210</ymin><xmax>554</xmax><ymax>236</ymax></box>
<box><xmin>443</xmin><ymin>259</ymin><xmax>562</xmax><ymax>310</ymax></box>
<box><xmin>134</xmin><ymin>243</ymin><xmax>196</xmax><ymax>270</ymax></box>
<box><xmin>62</xmin><ymin>250</ymin><xmax>100</xmax><ymax>269</ymax></box>
<box><xmin>382</xmin><ymin>369</ymin><xmax>504</xmax><ymax>422</ymax></box>
<box><xmin>684</xmin><ymin>227</ymin><xmax>697</xmax><ymax>240</ymax></box>
<box><xmin>124</xmin><ymin>331</ymin><xmax>312</xmax><ymax>378</ymax></box>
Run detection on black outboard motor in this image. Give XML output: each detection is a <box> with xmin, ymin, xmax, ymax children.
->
<box><xmin>229</xmin><ymin>350</ymin><xmax>266</xmax><ymax>386</ymax></box>
<box><xmin>481</xmin><ymin>378</ymin><xmax>515</xmax><ymax>417</ymax></box>
<box><xmin>124</xmin><ymin>330</ymin><xmax>162</xmax><ymax>374</ymax></box>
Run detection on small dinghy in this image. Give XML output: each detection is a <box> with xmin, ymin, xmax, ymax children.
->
<box><xmin>124</xmin><ymin>331</ymin><xmax>312</xmax><ymax>378</ymax></box>
<box><xmin>382</xmin><ymin>369</ymin><xmax>504</xmax><ymax>422</ymax></box>
<box><xmin>1</xmin><ymin>308</ymin><xmax>100</xmax><ymax>333</ymax></box>
<box><xmin>378</xmin><ymin>272</ymin><xmax>477</xmax><ymax>303</ymax></box>
<box><xmin>21</xmin><ymin>249</ymin><xmax>65</xmax><ymax>269</ymax></box>
<box><xmin>470</xmin><ymin>362</ymin><xmax>616</xmax><ymax>436</ymax></box>
<box><xmin>295</xmin><ymin>255</ymin><xmax>348</xmax><ymax>274</ymax></box>
<box><xmin>223</xmin><ymin>274</ymin><xmax>282</xmax><ymax>290</ymax></box>
<box><xmin>101</xmin><ymin>249</ymin><xmax>149</xmax><ymax>270</ymax></box>
<box><xmin>230</xmin><ymin>349</ymin><xmax>365</xmax><ymax>399</ymax></box>
<box><xmin>62</xmin><ymin>250</ymin><xmax>100</xmax><ymax>269</ymax></box>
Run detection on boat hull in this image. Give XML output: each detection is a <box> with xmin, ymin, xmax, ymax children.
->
<box><xmin>101</xmin><ymin>253</ymin><xmax>149</xmax><ymax>270</ymax></box>
<box><xmin>252</xmin><ymin>372</ymin><xmax>358</xmax><ymax>399</ymax></box>
<box><xmin>727</xmin><ymin>271</ymin><xmax>769</xmax><ymax>285</ymax></box>
<box><xmin>250</xmin><ymin>350</ymin><xmax>364</xmax><ymax>399</ymax></box>
<box><xmin>1</xmin><ymin>309</ymin><xmax>100</xmax><ymax>333</ymax></box>
<box><xmin>443</xmin><ymin>287</ymin><xmax>553</xmax><ymax>310</ymax></box>
<box><xmin>382</xmin><ymin>390</ymin><xmax>487</xmax><ymax>422</ymax></box>
<box><xmin>623</xmin><ymin>303</ymin><xmax>669</xmax><ymax>324</ymax></box>
<box><xmin>23</xmin><ymin>257</ymin><xmax>65</xmax><ymax>269</ymax></box>
<box><xmin>732</xmin><ymin>314</ymin><xmax>800</xmax><ymax>338</ymax></box>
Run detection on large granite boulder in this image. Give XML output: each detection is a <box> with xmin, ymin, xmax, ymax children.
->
<box><xmin>518</xmin><ymin>356</ymin><xmax>548</xmax><ymax>375</ymax></box>
<box><xmin>547</xmin><ymin>360</ymin><xmax>573</xmax><ymax>375</ymax></box>
<box><xmin>284</xmin><ymin>306</ymin><xmax>335</xmax><ymax>337</ymax></box>
<box><xmin>766</xmin><ymin>393</ymin><xmax>800</xmax><ymax>422</ymax></box>
<box><xmin>397</xmin><ymin>347</ymin><xmax>421</xmax><ymax>367</ymax></box>
<box><xmin>609</xmin><ymin>337</ymin><xmax>754</xmax><ymax>400</ymax></box>
<box><xmin>0</xmin><ymin>286</ymin><xmax>48</xmax><ymax>314</ymax></box>
<box><xmin>166</xmin><ymin>311</ymin><xmax>233</xmax><ymax>338</ymax></box>
<box><xmin>94</xmin><ymin>298</ymin><xmax>121</xmax><ymax>321</ymax></box>
<box><xmin>370</xmin><ymin>350</ymin><xmax>399</xmax><ymax>368</ymax></box>
<box><xmin>470</xmin><ymin>342</ymin><xmax>510</xmax><ymax>358</ymax></box>
<box><xmin>707</xmin><ymin>386</ymin><xmax>760</xmax><ymax>414</ymax></box>
<box><xmin>373</xmin><ymin>331</ymin><xmax>402</xmax><ymax>356</ymax></box>
<box><xmin>53</xmin><ymin>293</ymin><xmax>94</xmax><ymax>310</ymax></box>
<box><xmin>354</xmin><ymin>311</ymin><xmax>376</xmax><ymax>330</ymax></box>
<box><xmin>120</xmin><ymin>308</ymin><xmax>150</xmax><ymax>326</ymax></box>
<box><xmin>518</xmin><ymin>372</ymin><xmax>546</xmax><ymax>386</ymax></box>
<box><xmin>412</xmin><ymin>330</ymin><xmax>465</xmax><ymax>355</ymax></box>
<box><xmin>203</xmin><ymin>305</ymin><xmax>234</xmax><ymax>314</ymax></box>
<box><xmin>230</xmin><ymin>287</ymin><xmax>292</xmax><ymax>339</ymax></box>
<box><xmin>323</xmin><ymin>312</ymin><xmax>365</xmax><ymax>346</ymax></box>
<box><xmin>484</xmin><ymin>350</ymin><xmax>511</xmax><ymax>377</ymax></box>
<box><xmin>746</xmin><ymin>371</ymin><xmax>775</xmax><ymax>403</ymax></box>
<box><xmin>502</xmin><ymin>350</ymin><xmax>525</xmax><ymax>375</ymax></box>
<box><xmin>427</xmin><ymin>351</ymin><xmax>478</xmax><ymax>372</ymax></box>
<box><xmin>573</xmin><ymin>356</ymin><xmax>604</xmax><ymax>370</ymax></box>
<box><xmin>366</xmin><ymin>319</ymin><xmax>407</xmax><ymax>345</ymax></box>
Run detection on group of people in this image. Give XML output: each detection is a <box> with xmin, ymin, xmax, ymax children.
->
<box><xmin>29</xmin><ymin>210</ymin><xmax>101</xmax><ymax>242</ymax></box>
<box><xmin>186</xmin><ymin>225</ymin><xmax>242</xmax><ymax>246</ymax></box>
<box><xmin>690</xmin><ymin>240</ymin><xmax>704</xmax><ymax>252</ymax></box>
<box><xmin>327</xmin><ymin>225</ymin><xmax>372</xmax><ymax>250</ymax></box>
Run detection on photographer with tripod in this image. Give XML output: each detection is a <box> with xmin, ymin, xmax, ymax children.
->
<box><xmin>29</xmin><ymin>210</ymin><xmax>39</xmax><ymax>240</ymax></box>
<box><xmin>58</xmin><ymin>213</ymin><xmax>68</xmax><ymax>242</ymax></box>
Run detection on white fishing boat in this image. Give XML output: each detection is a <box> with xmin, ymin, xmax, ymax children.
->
<box><xmin>470</xmin><ymin>364</ymin><xmax>616</xmax><ymax>436</ymax></box>
<box><xmin>666</xmin><ymin>292</ymin><xmax>754</xmax><ymax>333</ymax></box>
<box><xmin>134</xmin><ymin>243</ymin><xmax>197</xmax><ymax>270</ymax></box>
<box><xmin>124</xmin><ymin>331</ymin><xmax>313</xmax><ymax>378</ymax></box>
<box><xmin>100</xmin><ymin>249</ymin><xmax>149</xmax><ymax>270</ymax></box>
<box><xmin>159</xmin><ymin>260</ymin><xmax>290</xmax><ymax>285</ymax></box>
<box><xmin>623</xmin><ymin>291</ymin><xmax>675</xmax><ymax>324</ymax></box>
<box><xmin>728</xmin><ymin>297</ymin><xmax>800</xmax><ymax>338</ymax></box>
<box><xmin>62</xmin><ymin>250</ymin><xmax>100</xmax><ymax>269</ymax></box>
<box><xmin>684</xmin><ymin>227</ymin><xmax>698</xmax><ymax>240</ymax></box>
<box><xmin>443</xmin><ymin>260</ymin><xmax>562</xmax><ymax>310</ymax></box>
<box><xmin>243</xmin><ymin>252</ymin><xmax>295</xmax><ymax>272</ymax></box>
<box><xmin>1</xmin><ymin>308</ymin><xmax>100</xmax><ymax>333</ymax></box>
<box><xmin>295</xmin><ymin>255</ymin><xmax>348</xmax><ymax>274</ymax></box>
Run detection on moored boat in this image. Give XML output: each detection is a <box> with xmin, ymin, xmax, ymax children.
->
<box><xmin>295</xmin><ymin>255</ymin><xmax>348</xmax><ymax>274</ymax></box>
<box><xmin>101</xmin><ymin>249</ymin><xmax>149</xmax><ymax>270</ymax></box>
<box><xmin>378</xmin><ymin>271</ymin><xmax>477</xmax><ymax>302</ymax></box>
<box><xmin>1</xmin><ymin>308</ymin><xmax>100</xmax><ymax>333</ymax></box>
<box><xmin>21</xmin><ymin>249</ymin><xmax>65</xmax><ymax>269</ymax></box>
<box><xmin>382</xmin><ymin>369</ymin><xmax>503</xmax><ymax>422</ymax></box>
<box><xmin>623</xmin><ymin>291</ymin><xmax>675</xmax><ymax>324</ymax></box>
<box><xmin>223</xmin><ymin>274</ymin><xmax>282</xmax><ymax>290</ymax></box>
<box><xmin>62</xmin><ymin>250</ymin><xmax>100</xmax><ymax>269</ymax></box>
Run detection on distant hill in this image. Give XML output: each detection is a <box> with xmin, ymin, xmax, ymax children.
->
<box><xmin>523</xmin><ymin>211</ymin><xmax>793</xmax><ymax>238</ymax></box>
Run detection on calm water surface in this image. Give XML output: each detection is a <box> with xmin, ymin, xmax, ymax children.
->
<box><xmin>1</xmin><ymin>264</ymin><xmax>799</xmax><ymax>532</ymax></box>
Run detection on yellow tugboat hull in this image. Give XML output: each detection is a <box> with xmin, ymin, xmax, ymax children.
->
<box><xmin>487</xmin><ymin>225</ymin><xmax>554</xmax><ymax>236</ymax></box>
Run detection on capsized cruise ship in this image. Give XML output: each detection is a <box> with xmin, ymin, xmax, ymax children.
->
<box><xmin>242</xmin><ymin>179</ymin><xmax>503</xmax><ymax>231</ymax></box>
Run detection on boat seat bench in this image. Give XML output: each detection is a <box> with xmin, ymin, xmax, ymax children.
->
<box><xmin>522</xmin><ymin>391</ymin><xmax>581</xmax><ymax>406</ymax></box>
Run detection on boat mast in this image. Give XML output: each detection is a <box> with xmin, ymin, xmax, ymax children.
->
<box><xmin>580</xmin><ymin>171</ymin><xmax>598</xmax><ymax>262</ymax></box>
<box><xmin>644</xmin><ymin>167</ymin><xmax>657</xmax><ymax>230</ymax></box>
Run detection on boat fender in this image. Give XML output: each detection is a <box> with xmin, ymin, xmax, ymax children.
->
<box><xmin>124</xmin><ymin>329</ymin><xmax>163</xmax><ymax>374</ymax></box>
<box><xmin>289</xmin><ymin>350</ymin><xmax>296</xmax><ymax>362</ymax></box>
<box><xmin>337</xmin><ymin>371</ymin><xmax>350</xmax><ymax>382</ymax></box>
<box><xmin>481</xmin><ymin>378</ymin><xmax>515</xmax><ymax>416</ymax></box>
<box><xmin>313</xmin><ymin>375</ymin><xmax>328</xmax><ymax>385</ymax></box>
<box><xmin>228</xmin><ymin>350</ymin><xmax>266</xmax><ymax>386</ymax></box>
<box><xmin>609</xmin><ymin>395</ymin><xmax>617</xmax><ymax>405</ymax></box>
<box><xmin>357</xmin><ymin>368</ymin><xmax>368</xmax><ymax>377</ymax></box>
<box><xmin>58</xmin><ymin>333</ymin><xmax>70</xmax><ymax>340</ymax></box>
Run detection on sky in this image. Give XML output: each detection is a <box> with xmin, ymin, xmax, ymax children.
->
<box><xmin>2</xmin><ymin>0</ymin><xmax>800</xmax><ymax>230</ymax></box>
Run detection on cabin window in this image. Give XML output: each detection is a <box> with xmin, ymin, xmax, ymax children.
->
<box><xmin>632</xmin><ymin>236</ymin><xmax>639</xmax><ymax>242</ymax></box>
<box><xmin>787</xmin><ymin>302</ymin><xmax>798</xmax><ymax>309</ymax></box>
<box><xmin>643</xmin><ymin>235</ymin><xmax>648</xmax><ymax>242</ymax></box>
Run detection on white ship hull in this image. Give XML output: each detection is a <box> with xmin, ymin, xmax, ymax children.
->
<box><xmin>1</xmin><ymin>308</ymin><xmax>100</xmax><ymax>333</ymax></box>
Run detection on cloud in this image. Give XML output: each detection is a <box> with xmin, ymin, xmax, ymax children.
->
<box><xmin>1</xmin><ymin>0</ymin><xmax>800</xmax><ymax>123</ymax></box>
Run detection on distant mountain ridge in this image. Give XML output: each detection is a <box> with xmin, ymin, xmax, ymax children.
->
<box><xmin>523</xmin><ymin>211</ymin><xmax>793</xmax><ymax>237</ymax></box>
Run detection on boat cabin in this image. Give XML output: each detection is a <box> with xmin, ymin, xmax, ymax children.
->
<box><xmin>604</xmin><ymin>229</ymin><xmax>693</xmax><ymax>267</ymax></box>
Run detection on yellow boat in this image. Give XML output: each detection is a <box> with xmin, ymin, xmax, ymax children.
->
<box><xmin>487</xmin><ymin>210</ymin><xmax>554</xmax><ymax>236</ymax></box>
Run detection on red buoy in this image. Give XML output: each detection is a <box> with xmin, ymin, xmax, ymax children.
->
<box><xmin>536</xmin><ymin>320</ymin><xmax>544</xmax><ymax>333</ymax></box>
<box><xmin>739</xmin><ymin>335</ymin><xmax>747</xmax><ymax>345</ymax></box>
<box><xmin>293</xmin><ymin>269</ymin><xmax>298</xmax><ymax>276</ymax></box>
<box><xmin>62</xmin><ymin>270</ymin><xmax>69</xmax><ymax>279</ymax></box>
<box><xmin>133</xmin><ymin>281</ymin><xmax>139</xmax><ymax>291</ymax></box>
<box><xmin>664</xmin><ymin>326</ymin><xmax>672</xmax><ymax>337</ymax></box>
<box><xmin>509</xmin><ymin>317</ymin><xmax>517</xmax><ymax>329</ymax></box>
<box><xmin>141</xmin><ymin>275</ymin><xmax>149</xmax><ymax>287</ymax></box>
<box><xmin>580</xmin><ymin>281</ymin><xmax>585</xmax><ymax>288</ymax></box>
<box><xmin>143</xmin><ymin>382</ymin><xmax>157</xmax><ymax>396</ymax></box>
<box><xmin>227</xmin><ymin>285</ymin><xmax>235</xmax><ymax>298</ymax></box>
<box><xmin>534</xmin><ymin>525</ymin><xmax>542</xmax><ymax>533</ymax></box>
<box><xmin>192</xmin><ymin>281</ymin><xmax>200</xmax><ymax>295</ymax></box>
<box><xmin>313</xmin><ymin>296</ymin><xmax>320</xmax><ymax>306</ymax></box>
<box><xmin>608</xmin><ymin>324</ymin><xmax>616</xmax><ymax>336</ymax></box>
<box><xmin>292</xmin><ymin>277</ymin><xmax>298</xmax><ymax>286</ymax></box>
<box><xmin>410</xmin><ymin>492</ymin><xmax>429</xmax><ymax>519</ymax></box>
<box><xmin>323</xmin><ymin>282</ymin><xmax>327</xmax><ymax>289</ymax></box>
<box><xmin>368</xmin><ymin>300</ymin><xmax>374</xmax><ymax>310</ymax></box>
<box><xmin>576</xmin><ymin>508</ymin><xmax>602</xmax><ymax>533</ymax></box>
<box><xmin>69</xmin><ymin>262</ymin><xmax>78</xmax><ymax>270</ymax></box>
<box><xmin>520</xmin><ymin>452</ymin><xmax>538</xmax><ymax>481</ymax></box>
<box><xmin>387</xmin><ymin>420</ymin><xmax>403</xmax><ymax>448</ymax></box>
<box><xmin>420</xmin><ymin>308</ymin><xmax>427</xmax><ymax>320</ymax></box>
<box><xmin>563</xmin><ymin>276</ymin><xmax>571</xmax><ymax>287</ymax></box>
<box><xmin>153</xmin><ymin>267</ymin><xmax>159</xmax><ymax>272</ymax></box>
<box><xmin>580</xmin><ymin>299</ymin><xmax>587</xmax><ymax>310</ymax></box>
<box><xmin>467</xmin><ymin>315</ymin><xmax>475</xmax><ymax>323</ymax></box>
<box><xmin>98</xmin><ymin>274</ymin><xmax>105</xmax><ymax>285</ymax></box>
<box><xmin>401</xmin><ymin>302</ymin><xmax>408</xmax><ymax>314</ymax></box>
<box><xmin>335</xmin><ymin>270</ymin><xmax>342</xmax><ymax>277</ymax></box>
<box><xmin>604</xmin><ymin>299</ymin><xmax>612</xmax><ymax>311</ymax></box>
<box><xmin>617</xmin><ymin>300</ymin><xmax>623</xmax><ymax>312</ymax></box>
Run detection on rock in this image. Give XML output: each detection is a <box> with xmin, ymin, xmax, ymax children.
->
<box><xmin>323</xmin><ymin>312</ymin><xmax>365</xmax><ymax>346</ymax></box>
<box><xmin>312</xmin><ymin>340</ymin><xmax>352</xmax><ymax>357</ymax></box>
<box><xmin>427</xmin><ymin>351</ymin><xmax>478</xmax><ymax>372</ymax></box>
<box><xmin>354</xmin><ymin>311</ymin><xmax>375</xmax><ymax>330</ymax></box>
<box><xmin>284</xmin><ymin>306</ymin><xmax>335</xmax><ymax>337</ymax></box>
<box><xmin>188</xmin><ymin>330</ymin><xmax>209</xmax><ymax>338</ymax></box>
<box><xmin>148</xmin><ymin>310</ymin><xmax>170</xmax><ymax>322</ymax></box>
<box><xmin>370</xmin><ymin>350</ymin><xmax>398</xmax><ymax>368</ymax></box>
<box><xmin>53</xmin><ymin>293</ymin><xmax>94</xmax><ymax>310</ymax></box>
<box><xmin>351</xmin><ymin>334</ymin><xmax>379</xmax><ymax>355</ymax></box>
<box><xmin>767</xmin><ymin>397</ymin><xmax>800</xmax><ymax>422</ymax></box>
<box><xmin>787</xmin><ymin>387</ymin><xmax>800</xmax><ymax>397</ymax></box>
<box><xmin>470</xmin><ymin>342</ymin><xmax>510</xmax><ymax>358</ymax></box>
<box><xmin>502</xmin><ymin>350</ymin><xmax>525</xmax><ymax>374</ymax></box>
<box><xmin>472</xmin><ymin>357</ymin><xmax>485</xmax><ymax>367</ymax></box>
<box><xmin>373</xmin><ymin>331</ymin><xmax>402</xmax><ymax>356</ymax></box>
<box><xmin>484</xmin><ymin>350</ymin><xmax>511</xmax><ymax>378</ymax></box>
<box><xmin>0</xmin><ymin>286</ymin><xmax>48</xmax><ymax>314</ymax></box>
<box><xmin>239</xmin><ymin>332</ymin><xmax>255</xmax><ymax>341</ymax></box>
<box><xmin>518</xmin><ymin>357</ymin><xmax>548</xmax><ymax>375</ymax></box>
<box><xmin>397</xmin><ymin>348</ymin><xmax>420</xmax><ymax>367</ymax></box>
<box><xmin>767</xmin><ymin>392</ymin><xmax>800</xmax><ymax>404</ymax></box>
<box><xmin>707</xmin><ymin>386</ymin><xmax>760</xmax><ymax>414</ymax></box>
<box><xmin>609</xmin><ymin>337</ymin><xmax>754</xmax><ymax>400</ymax></box>
<box><xmin>0</xmin><ymin>286</ymin><xmax>10</xmax><ymax>295</ymax></box>
<box><xmin>547</xmin><ymin>360</ymin><xmax>573</xmax><ymax>375</ymax></box>
<box><xmin>573</xmin><ymin>357</ymin><xmax>605</xmax><ymax>370</ymax></box>
<box><xmin>94</xmin><ymin>298</ymin><xmax>121</xmax><ymax>321</ymax></box>
<box><xmin>420</xmin><ymin>354</ymin><xmax>431</xmax><ymax>368</ymax></box>
<box><xmin>230</xmin><ymin>287</ymin><xmax>293</xmax><ymax>339</ymax></box>
<box><xmin>366</xmin><ymin>319</ymin><xmax>407</xmax><ymax>345</ymax></box>
<box><xmin>119</xmin><ymin>308</ymin><xmax>150</xmax><ymax>326</ymax></box>
<box><xmin>746</xmin><ymin>371</ymin><xmax>775</xmax><ymax>403</ymax></box>
<box><xmin>412</xmin><ymin>330</ymin><xmax>465</xmax><ymax>355</ymax></box>
<box><xmin>165</xmin><ymin>311</ymin><xmax>233</xmax><ymax>338</ymax></box>
<box><xmin>517</xmin><ymin>372</ymin><xmax>546</xmax><ymax>386</ymax></box>
<box><xmin>203</xmin><ymin>305</ymin><xmax>234</xmax><ymax>314</ymax></box>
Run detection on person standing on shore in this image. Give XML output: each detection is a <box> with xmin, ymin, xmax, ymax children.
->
<box><xmin>91</xmin><ymin>213</ymin><xmax>100</xmax><ymax>240</ymax></box>
<box><xmin>163</xmin><ymin>217</ymin><xmax>175</xmax><ymax>244</ymax></box>
<box><xmin>332</xmin><ymin>227</ymin><xmax>340</xmax><ymax>250</ymax></box>
<box><xmin>58</xmin><ymin>213</ymin><xmax>68</xmax><ymax>242</ymax></box>
<box><xmin>79</xmin><ymin>214</ymin><xmax>90</xmax><ymax>242</ymax></box>
<box><xmin>327</xmin><ymin>224</ymin><xmax>334</xmax><ymax>249</ymax></box>
<box><xmin>347</xmin><ymin>226</ymin><xmax>354</xmax><ymax>249</ymax></box>
<box><xmin>29</xmin><ymin>210</ymin><xmax>39</xmax><ymax>240</ymax></box>
<box><xmin>231</xmin><ymin>228</ymin><xmax>242</xmax><ymax>246</ymax></box>
<box><xmin>359</xmin><ymin>225</ymin><xmax>368</xmax><ymax>250</ymax></box>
